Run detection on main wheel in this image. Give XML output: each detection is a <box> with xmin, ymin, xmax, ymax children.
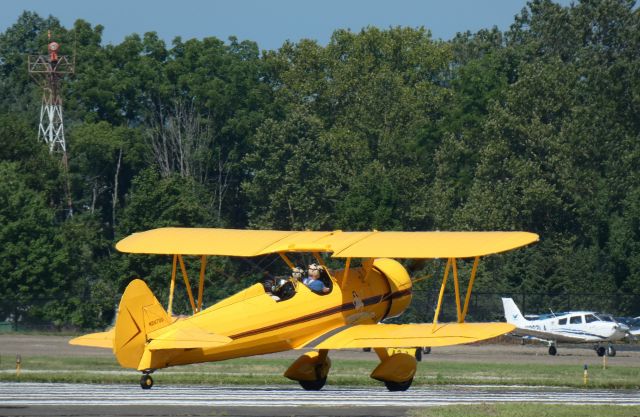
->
<box><xmin>607</xmin><ymin>346</ymin><xmax>616</xmax><ymax>357</ymax></box>
<box><xmin>384</xmin><ymin>378</ymin><xmax>413</xmax><ymax>392</ymax></box>
<box><xmin>140</xmin><ymin>374</ymin><xmax>153</xmax><ymax>390</ymax></box>
<box><xmin>596</xmin><ymin>346</ymin><xmax>606</xmax><ymax>357</ymax></box>
<box><xmin>423</xmin><ymin>347</ymin><xmax>431</xmax><ymax>355</ymax></box>
<box><xmin>299</xmin><ymin>377</ymin><xmax>326</xmax><ymax>391</ymax></box>
<box><xmin>548</xmin><ymin>346</ymin><xmax>557</xmax><ymax>356</ymax></box>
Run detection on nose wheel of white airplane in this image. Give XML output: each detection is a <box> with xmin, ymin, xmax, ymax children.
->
<box><xmin>548</xmin><ymin>346</ymin><xmax>557</xmax><ymax>356</ymax></box>
<box><xmin>140</xmin><ymin>373</ymin><xmax>154</xmax><ymax>390</ymax></box>
<box><xmin>596</xmin><ymin>346</ymin><xmax>606</xmax><ymax>357</ymax></box>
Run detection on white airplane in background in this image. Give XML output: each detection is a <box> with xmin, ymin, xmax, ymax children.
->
<box><xmin>502</xmin><ymin>298</ymin><xmax>629</xmax><ymax>357</ymax></box>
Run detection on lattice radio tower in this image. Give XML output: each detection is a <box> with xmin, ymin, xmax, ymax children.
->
<box><xmin>28</xmin><ymin>31</ymin><xmax>75</xmax><ymax>216</ymax></box>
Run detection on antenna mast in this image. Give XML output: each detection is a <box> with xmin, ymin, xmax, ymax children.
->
<box><xmin>28</xmin><ymin>30</ymin><xmax>75</xmax><ymax>216</ymax></box>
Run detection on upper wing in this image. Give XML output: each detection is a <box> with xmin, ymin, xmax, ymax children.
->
<box><xmin>301</xmin><ymin>322</ymin><xmax>515</xmax><ymax>349</ymax></box>
<box><xmin>116</xmin><ymin>228</ymin><xmax>538</xmax><ymax>258</ymax></box>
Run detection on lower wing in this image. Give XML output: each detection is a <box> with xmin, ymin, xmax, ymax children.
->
<box><xmin>301</xmin><ymin>322</ymin><xmax>515</xmax><ymax>349</ymax></box>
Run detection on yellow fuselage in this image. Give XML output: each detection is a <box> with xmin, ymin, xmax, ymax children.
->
<box><xmin>140</xmin><ymin>258</ymin><xmax>411</xmax><ymax>371</ymax></box>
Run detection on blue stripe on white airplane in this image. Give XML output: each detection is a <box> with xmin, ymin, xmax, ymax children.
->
<box><xmin>501</xmin><ymin>297</ymin><xmax>629</xmax><ymax>357</ymax></box>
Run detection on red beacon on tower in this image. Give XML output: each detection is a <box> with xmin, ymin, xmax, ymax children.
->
<box><xmin>48</xmin><ymin>41</ymin><xmax>59</xmax><ymax>63</ymax></box>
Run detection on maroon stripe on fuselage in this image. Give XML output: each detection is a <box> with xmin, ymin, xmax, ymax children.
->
<box><xmin>228</xmin><ymin>288</ymin><xmax>412</xmax><ymax>340</ymax></box>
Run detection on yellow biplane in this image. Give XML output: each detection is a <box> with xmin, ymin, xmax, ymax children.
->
<box><xmin>70</xmin><ymin>228</ymin><xmax>538</xmax><ymax>391</ymax></box>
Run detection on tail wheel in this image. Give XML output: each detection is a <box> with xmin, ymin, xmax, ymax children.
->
<box><xmin>299</xmin><ymin>377</ymin><xmax>326</xmax><ymax>391</ymax></box>
<box><xmin>548</xmin><ymin>346</ymin><xmax>557</xmax><ymax>356</ymax></box>
<box><xmin>140</xmin><ymin>374</ymin><xmax>154</xmax><ymax>390</ymax></box>
<box><xmin>607</xmin><ymin>346</ymin><xmax>616</xmax><ymax>357</ymax></box>
<box><xmin>384</xmin><ymin>378</ymin><xmax>413</xmax><ymax>392</ymax></box>
<box><xmin>596</xmin><ymin>346</ymin><xmax>606</xmax><ymax>357</ymax></box>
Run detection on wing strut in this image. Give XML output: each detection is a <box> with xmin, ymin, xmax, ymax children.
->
<box><xmin>461</xmin><ymin>256</ymin><xmax>480</xmax><ymax>322</ymax></box>
<box><xmin>432</xmin><ymin>258</ymin><xmax>452</xmax><ymax>330</ymax></box>
<box><xmin>340</xmin><ymin>257</ymin><xmax>351</xmax><ymax>287</ymax></box>
<box><xmin>168</xmin><ymin>254</ymin><xmax>178</xmax><ymax>316</ymax></box>
<box><xmin>178</xmin><ymin>255</ymin><xmax>197</xmax><ymax>314</ymax></box>
<box><xmin>197</xmin><ymin>255</ymin><xmax>207</xmax><ymax>312</ymax></box>
<box><xmin>432</xmin><ymin>256</ymin><xmax>481</xmax><ymax>329</ymax></box>
<box><xmin>278</xmin><ymin>252</ymin><xmax>295</xmax><ymax>268</ymax></box>
<box><xmin>168</xmin><ymin>254</ymin><xmax>208</xmax><ymax>315</ymax></box>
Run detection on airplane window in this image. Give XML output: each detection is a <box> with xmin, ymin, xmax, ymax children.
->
<box><xmin>598</xmin><ymin>314</ymin><xmax>614</xmax><ymax>322</ymax></box>
<box><xmin>569</xmin><ymin>316</ymin><xmax>582</xmax><ymax>324</ymax></box>
<box><xmin>558</xmin><ymin>318</ymin><xmax>567</xmax><ymax>325</ymax></box>
<box><xmin>585</xmin><ymin>314</ymin><xmax>598</xmax><ymax>323</ymax></box>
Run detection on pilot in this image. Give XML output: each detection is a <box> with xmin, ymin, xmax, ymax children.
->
<box><xmin>262</xmin><ymin>271</ymin><xmax>281</xmax><ymax>301</ymax></box>
<box><xmin>305</xmin><ymin>263</ymin><xmax>330</xmax><ymax>294</ymax></box>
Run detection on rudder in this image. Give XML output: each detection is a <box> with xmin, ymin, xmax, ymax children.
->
<box><xmin>114</xmin><ymin>279</ymin><xmax>172</xmax><ymax>369</ymax></box>
<box><xmin>501</xmin><ymin>297</ymin><xmax>528</xmax><ymax>326</ymax></box>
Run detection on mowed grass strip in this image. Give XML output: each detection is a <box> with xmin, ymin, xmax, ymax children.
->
<box><xmin>1</xmin><ymin>355</ymin><xmax>639</xmax><ymax>388</ymax></box>
<box><xmin>408</xmin><ymin>404</ymin><xmax>640</xmax><ymax>417</ymax></box>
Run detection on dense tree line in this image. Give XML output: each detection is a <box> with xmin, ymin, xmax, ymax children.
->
<box><xmin>1</xmin><ymin>0</ymin><xmax>639</xmax><ymax>329</ymax></box>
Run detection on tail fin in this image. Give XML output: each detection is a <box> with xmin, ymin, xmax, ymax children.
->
<box><xmin>113</xmin><ymin>279</ymin><xmax>171</xmax><ymax>369</ymax></box>
<box><xmin>501</xmin><ymin>297</ymin><xmax>529</xmax><ymax>326</ymax></box>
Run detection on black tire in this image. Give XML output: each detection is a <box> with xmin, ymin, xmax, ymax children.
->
<box><xmin>607</xmin><ymin>346</ymin><xmax>616</xmax><ymax>357</ymax></box>
<box><xmin>299</xmin><ymin>377</ymin><xmax>327</xmax><ymax>391</ymax></box>
<box><xmin>596</xmin><ymin>346</ymin><xmax>606</xmax><ymax>357</ymax></box>
<box><xmin>423</xmin><ymin>347</ymin><xmax>431</xmax><ymax>355</ymax></box>
<box><xmin>414</xmin><ymin>348</ymin><xmax>422</xmax><ymax>362</ymax></box>
<box><xmin>548</xmin><ymin>346</ymin><xmax>557</xmax><ymax>356</ymax></box>
<box><xmin>384</xmin><ymin>378</ymin><xmax>413</xmax><ymax>392</ymax></box>
<box><xmin>140</xmin><ymin>374</ymin><xmax>153</xmax><ymax>390</ymax></box>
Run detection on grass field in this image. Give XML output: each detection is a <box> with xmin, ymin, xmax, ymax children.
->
<box><xmin>408</xmin><ymin>404</ymin><xmax>640</xmax><ymax>417</ymax></box>
<box><xmin>1</xmin><ymin>354</ymin><xmax>639</xmax><ymax>389</ymax></box>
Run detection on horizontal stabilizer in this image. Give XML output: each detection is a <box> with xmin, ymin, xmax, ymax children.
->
<box><xmin>305</xmin><ymin>322</ymin><xmax>515</xmax><ymax>349</ymax></box>
<box><xmin>69</xmin><ymin>329</ymin><xmax>114</xmax><ymax>349</ymax></box>
<box><xmin>147</xmin><ymin>324</ymin><xmax>232</xmax><ymax>351</ymax></box>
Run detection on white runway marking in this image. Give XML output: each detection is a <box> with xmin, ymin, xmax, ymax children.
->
<box><xmin>1</xmin><ymin>383</ymin><xmax>639</xmax><ymax>407</ymax></box>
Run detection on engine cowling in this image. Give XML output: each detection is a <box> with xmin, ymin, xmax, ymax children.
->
<box><xmin>372</xmin><ymin>258</ymin><xmax>412</xmax><ymax>319</ymax></box>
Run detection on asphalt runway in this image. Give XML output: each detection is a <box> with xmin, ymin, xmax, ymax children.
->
<box><xmin>1</xmin><ymin>382</ymin><xmax>639</xmax><ymax>416</ymax></box>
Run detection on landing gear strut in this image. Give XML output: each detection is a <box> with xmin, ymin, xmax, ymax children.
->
<box><xmin>140</xmin><ymin>373</ymin><xmax>154</xmax><ymax>390</ymax></box>
<box><xmin>371</xmin><ymin>348</ymin><xmax>416</xmax><ymax>392</ymax></box>
<box><xmin>284</xmin><ymin>350</ymin><xmax>331</xmax><ymax>391</ymax></box>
